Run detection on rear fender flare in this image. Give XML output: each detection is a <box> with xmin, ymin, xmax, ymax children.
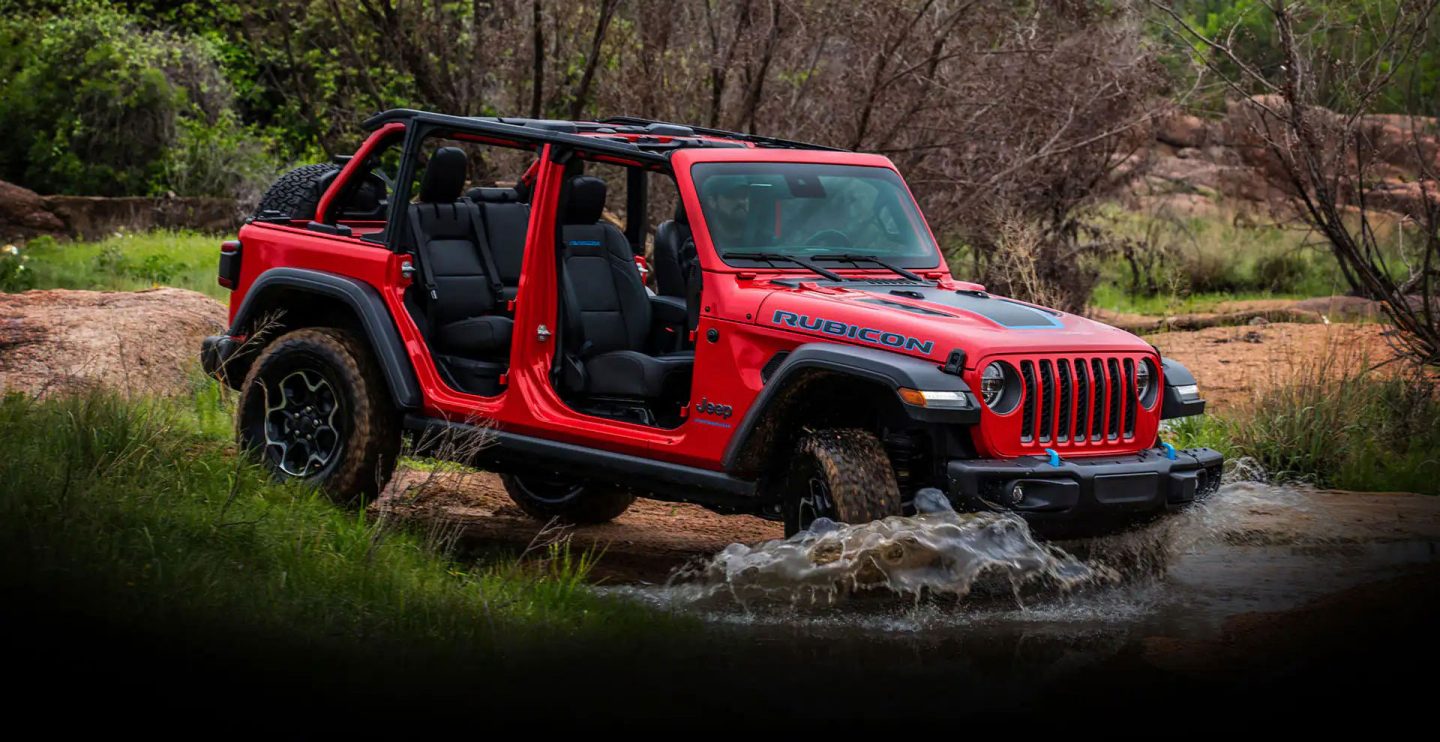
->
<box><xmin>227</xmin><ymin>267</ymin><xmax>422</xmax><ymax>408</ymax></box>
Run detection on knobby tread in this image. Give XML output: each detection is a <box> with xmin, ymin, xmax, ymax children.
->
<box><xmin>790</xmin><ymin>428</ymin><xmax>902</xmax><ymax>531</ymax></box>
<box><xmin>237</xmin><ymin>327</ymin><xmax>400</xmax><ymax>505</ymax></box>
<box><xmin>254</xmin><ymin>163</ymin><xmax>339</xmax><ymax>219</ymax></box>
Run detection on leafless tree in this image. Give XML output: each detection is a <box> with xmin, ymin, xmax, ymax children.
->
<box><xmin>1153</xmin><ymin>0</ymin><xmax>1440</xmax><ymax>365</ymax></box>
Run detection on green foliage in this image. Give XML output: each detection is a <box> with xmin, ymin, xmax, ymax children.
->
<box><xmin>1168</xmin><ymin>359</ymin><xmax>1440</xmax><ymax>494</ymax></box>
<box><xmin>0</xmin><ymin>386</ymin><xmax>677</xmax><ymax>659</ymax></box>
<box><xmin>0</xmin><ymin>1</ymin><xmax>275</xmax><ymax>196</ymax></box>
<box><xmin>11</xmin><ymin>230</ymin><xmax>227</xmax><ymax>299</ymax></box>
<box><xmin>0</xmin><ymin>243</ymin><xmax>35</xmax><ymax>291</ymax></box>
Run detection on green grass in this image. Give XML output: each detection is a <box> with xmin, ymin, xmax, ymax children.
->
<box><xmin>1169</xmin><ymin>361</ymin><xmax>1440</xmax><ymax>495</ymax></box>
<box><xmin>1085</xmin><ymin>204</ymin><xmax>1417</xmax><ymax>317</ymax></box>
<box><xmin>2</xmin><ymin>230</ymin><xmax>227</xmax><ymax>300</ymax></box>
<box><xmin>0</xmin><ymin>384</ymin><xmax>681</xmax><ymax>665</ymax></box>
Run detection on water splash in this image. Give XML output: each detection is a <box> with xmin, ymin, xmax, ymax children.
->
<box><xmin>656</xmin><ymin>489</ymin><xmax>1107</xmax><ymax>608</ymax></box>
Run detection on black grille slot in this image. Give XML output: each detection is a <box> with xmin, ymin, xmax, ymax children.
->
<box><xmin>1056</xmin><ymin>359</ymin><xmax>1072</xmax><ymax>442</ymax></box>
<box><xmin>1020</xmin><ymin>361</ymin><xmax>1036</xmax><ymax>442</ymax></box>
<box><xmin>1091</xmin><ymin>358</ymin><xmax>1106</xmax><ymax>440</ymax></box>
<box><xmin>1107</xmin><ymin>358</ymin><xmax>1122</xmax><ymax>439</ymax></box>
<box><xmin>1038</xmin><ymin>360</ymin><xmax>1055</xmax><ymax>443</ymax></box>
<box><xmin>1073</xmin><ymin>359</ymin><xmax>1089</xmax><ymax>441</ymax></box>
<box><xmin>1123</xmin><ymin>358</ymin><xmax>1137</xmax><ymax>437</ymax></box>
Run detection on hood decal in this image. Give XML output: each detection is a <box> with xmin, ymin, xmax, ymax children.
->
<box><xmin>771</xmin><ymin>310</ymin><xmax>934</xmax><ymax>354</ymax></box>
<box><xmin>854</xmin><ymin>285</ymin><xmax>1063</xmax><ymax>329</ymax></box>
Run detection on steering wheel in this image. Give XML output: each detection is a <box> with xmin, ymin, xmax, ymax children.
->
<box><xmin>804</xmin><ymin>229</ymin><xmax>852</xmax><ymax>247</ymax></box>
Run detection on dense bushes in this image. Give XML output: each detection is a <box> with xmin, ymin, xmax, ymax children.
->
<box><xmin>0</xmin><ymin>3</ymin><xmax>276</xmax><ymax>197</ymax></box>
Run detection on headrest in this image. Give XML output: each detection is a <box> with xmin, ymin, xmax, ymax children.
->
<box><xmin>674</xmin><ymin>203</ymin><xmax>689</xmax><ymax>226</ymax></box>
<box><xmin>563</xmin><ymin>175</ymin><xmax>606</xmax><ymax>225</ymax></box>
<box><xmin>466</xmin><ymin>187</ymin><xmax>520</xmax><ymax>204</ymax></box>
<box><xmin>419</xmin><ymin>147</ymin><xmax>467</xmax><ymax>203</ymax></box>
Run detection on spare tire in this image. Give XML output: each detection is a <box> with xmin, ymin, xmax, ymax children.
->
<box><xmin>254</xmin><ymin>163</ymin><xmax>341</xmax><ymax>220</ymax></box>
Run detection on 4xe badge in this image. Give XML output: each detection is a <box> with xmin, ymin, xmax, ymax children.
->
<box><xmin>695</xmin><ymin>397</ymin><xmax>733</xmax><ymax>419</ymax></box>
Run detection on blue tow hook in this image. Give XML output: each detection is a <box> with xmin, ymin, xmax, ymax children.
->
<box><xmin>1161</xmin><ymin>442</ymin><xmax>1177</xmax><ymax>460</ymax></box>
<box><xmin>1043</xmin><ymin>448</ymin><xmax>1061</xmax><ymax>467</ymax></box>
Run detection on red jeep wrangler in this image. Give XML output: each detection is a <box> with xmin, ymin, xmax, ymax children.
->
<box><xmin>202</xmin><ymin>109</ymin><xmax>1221</xmax><ymax>537</ymax></box>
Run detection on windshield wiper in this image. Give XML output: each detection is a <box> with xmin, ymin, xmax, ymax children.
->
<box><xmin>814</xmin><ymin>254</ymin><xmax>926</xmax><ymax>282</ymax></box>
<box><xmin>727</xmin><ymin>252</ymin><xmax>848</xmax><ymax>282</ymax></box>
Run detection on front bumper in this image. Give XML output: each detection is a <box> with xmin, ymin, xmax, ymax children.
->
<box><xmin>947</xmin><ymin>446</ymin><xmax>1224</xmax><ymax>535</ymax></box>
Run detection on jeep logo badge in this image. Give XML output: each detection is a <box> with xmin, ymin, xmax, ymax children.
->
<box><xmin>696</xmin><ymin>397</ymin><xmax>733</xmax><ymax>419</ymax></box>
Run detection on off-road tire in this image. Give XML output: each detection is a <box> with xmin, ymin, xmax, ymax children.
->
<box><xmin>782</xmin><ymin>428</ymin><xmax>902</xmax><ymax>536</ymax></box>
<box><xmin>500</xmin><ymin>474</ymin><xmax>635</xmax><ymax>525</ymax></box>
<box><xmin>254</xmin><ymin>163</ymin><xmax>340</xmax><ymax>220</ymax></box>
<box><xmin>237</xmin><ymin>327</ymin><xmax>400</xmax><ymax>506</ymax></box>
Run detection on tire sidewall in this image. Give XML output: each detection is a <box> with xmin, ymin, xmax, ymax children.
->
<box><xmin>237</xmin><ymin>329</ymin><xmax>396</xmax><ymax>502</ymax></box>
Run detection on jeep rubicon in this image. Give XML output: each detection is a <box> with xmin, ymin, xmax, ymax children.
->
<box><xmin>202</xmin><ymin>109</ymin><xmax>1221</xmax><ymax>537</ymax></box>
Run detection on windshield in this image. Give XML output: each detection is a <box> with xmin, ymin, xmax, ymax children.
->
<box><xmin>691</xmin><ymin>162</ymin><xmax>940</xmax><ymax>269</ymax></box>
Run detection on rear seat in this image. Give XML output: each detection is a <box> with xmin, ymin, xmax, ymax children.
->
<box><xmin>466</xmin><ymin>186</ymin><xmax>531</xmax><ymax>301</ymax></box>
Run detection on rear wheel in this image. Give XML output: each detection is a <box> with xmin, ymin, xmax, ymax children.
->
<box><xmin>782</xmin><ymin>428</ymin><xmax>902</xmax><ymax>536</ymax></box>
<box><xmin>500</xmin><ymin>474</ymin><xmax>635</xmax><ymax>525</ymax></box>
<box><xmin>237</xmin><ymin>327</ymin><xmax>400</xmax><ymax>505</ymax></box>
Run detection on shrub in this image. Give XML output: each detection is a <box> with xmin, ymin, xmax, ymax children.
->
<box><xmin>0</xmin><ymin>244</ymin><xmax>34</xmax><ymax>292</ymax></box>
<box><xmin>1170</xmin><ymin>348</ymin><xmax>1440</xmax><ymax>494</ymax></box>
<box><xmin>0</xmin><ymin>2</ymin><xmax>275</xmax><ymax>197</ymax></box>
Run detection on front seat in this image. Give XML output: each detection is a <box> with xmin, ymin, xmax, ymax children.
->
<box><xmin>408</xmin><ymin>147</ymin><xmax>512</xmax><ymax>358</ymax></box>
<box><xmin>559</xmin><ymin>175</ymin><xmax>692</xmax><ymax>399</ymax></box>
<box><xmin>652</xmin><ymin>202</ymin><xmax>702</xmax><ymax>333</ymax></box>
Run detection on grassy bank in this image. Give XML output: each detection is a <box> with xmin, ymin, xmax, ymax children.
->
<box><xmin>0</xmin><ymin>386</ymin><xmax>679</xmax><ymax>668</ymax></box>
<box><xmin>1170</xmin><ymin>359</ymin><xmax>1440</xmax><ymax>495</ymax></box>
<box><xmin>2</xmin><ymin>231</ymin><xmax>225</xmax><ymax>300</ymax></box>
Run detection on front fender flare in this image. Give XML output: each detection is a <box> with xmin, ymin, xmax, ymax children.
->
<box><xmin>721</xmin><ymin>343</ymin><xmax>976</xmax><ymax>473</ymax></box>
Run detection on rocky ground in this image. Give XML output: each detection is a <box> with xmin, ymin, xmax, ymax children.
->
<box><xmin>0</xmin><ymin>287</ymin><xmax>226</xmax><ymax>397</ymax></box>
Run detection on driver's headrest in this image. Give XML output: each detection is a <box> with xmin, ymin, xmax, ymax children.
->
<box><xmin>563</xmin><ymin>175</ymin><xmax>607</xmax><ymax>225</ymax></box>
<box><xmin>419</xmin><ymin>147</ymin><xmax>467</xmax><ymax>203</ymax></box>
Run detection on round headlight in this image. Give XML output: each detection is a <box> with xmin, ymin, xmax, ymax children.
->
<box><xmin>1136</xmin><ymin>359</ymin><xmax>1156</xmax><ymax>408</ymax></box>
<box><xmin>981</xmin><ymin>362</ymin><xmax>1006</xmax><ymax>408</ymax></box>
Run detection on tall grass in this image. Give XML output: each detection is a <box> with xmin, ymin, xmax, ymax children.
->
<box><xmin>0</xmin><ymin>387</ymin><xmax>677</xmax><ymax>666</ymax></box>
<box><xmin>1170</xmin><ymin>351</ymin><xmax>1440</xmax><ymax>494</ymax></box>
<box><xmin>4</xmin><ymin>231</ymin><xmax>227</xmax><ymax>300</ymax></box>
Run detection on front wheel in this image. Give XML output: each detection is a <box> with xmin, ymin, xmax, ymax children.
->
<box><xmin>500</xmin><ymin>474</ymin><xmax>635</xmax><ymax>525</ymax></box>
<box><xmin>236</xmin><ymin>327</ymin><xmax>400</xmax><ymax>505</ymax></box>
<box><xmin>781</xmin><ymin>428</ymin><xmax>902</xmax><ymax>536</ymax></box>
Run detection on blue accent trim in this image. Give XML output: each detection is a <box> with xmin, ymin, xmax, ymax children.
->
<box><xmin>567</xmin><ymin>239</ymin><xmax>602</xmax><ymax>246</ymax></box>
<box><xmin>1161</xmin><ymin>442</ymin><xmax>1177</xmax><ymax>460</ymax></box>
<box><xmin>1044</xmin><ymin>448</ymin><xmax>1061</xmax><ymax>467</ymax></box>
<box><xmin>694</xmin><ymin>419</ymin><xmax>733</xmax><ymax>429</ymax></box>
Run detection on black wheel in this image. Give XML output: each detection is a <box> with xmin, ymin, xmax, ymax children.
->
<box><xmin>500</xmin><ymin>473</ymin><xmax>635</xmax><ymax>525</ymax></box>
<box><xmin>237</xmin><ymin>327</ymin><xmax>400</xmax><ymax>505</ymax></box>
<box><xmin>782</xmin><ymin>428</ymin><xmax>902</xmax><ymax>537</ymax></box>
<box><xmin>254</xmin><ymin>163</ymin><xmax>340</xmax><ymax>220</ymax></box>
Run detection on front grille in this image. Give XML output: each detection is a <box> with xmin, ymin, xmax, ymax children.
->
<box><xmin>1012</xmin><ymin>355</ymin><xmax>1145</xmax><ymax>451</ymax></box>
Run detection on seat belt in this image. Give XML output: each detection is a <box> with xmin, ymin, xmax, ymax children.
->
<box><xmin>407</xmin><ymin>206</ymin><xmax>441</xmax><ymax>331</ymax></box>
<box><xmin>464</xmin><ymin>201</ymin><xmax>508</xmax><ymax>311</ymax></box>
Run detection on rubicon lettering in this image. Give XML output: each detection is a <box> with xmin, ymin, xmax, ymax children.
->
<box><xmin>771</xmin><ymin>310</ymin><xmax>935</xmax><ymax>354</ymax></box>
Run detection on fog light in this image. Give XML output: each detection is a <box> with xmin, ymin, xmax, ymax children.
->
<box><xmin>1008</xmin><ymin>481</ymin><xmax>1026</xmax><ymax>506</ymax></box>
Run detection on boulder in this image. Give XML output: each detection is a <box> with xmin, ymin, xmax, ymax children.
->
<box><xmin>0</xmin><ymin>180</ymin><xmax>66</xmax><ymax>240</ymax></box>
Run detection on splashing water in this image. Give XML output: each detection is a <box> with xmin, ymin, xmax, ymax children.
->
<box><xmin>655</xmin><ymin>489</ymin><xmax>1107</xmax><ymax>608</ymax></box>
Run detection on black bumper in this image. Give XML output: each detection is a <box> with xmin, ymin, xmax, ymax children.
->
<box><xmin>200</xmin><ymin>335</ymin><xmax>241</xmax><ymax>387</ymax></box>
<box><xmin>947</xmin><ymin>446</ymin><xmax>1224</xmax><ymax>535</ymax></box>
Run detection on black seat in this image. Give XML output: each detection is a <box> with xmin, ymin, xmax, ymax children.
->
<box><xmin>559</xmin><ymin>175</ymin><xmax>692</xmax><ymax>399</ymax></box>
<box><xmin>467</xmin><ymin>186</ymin><xmax>530</xmax><ymax>300</ymax></box>
<box><xmin>409</xmin><ymin>147</ymin><xmax>512</xmax><ymax>359</ymax></box>
<box><xmin>652</xmin><ymin>203</ymin><xmax>702</xmax><ymax>332</ymax></box>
